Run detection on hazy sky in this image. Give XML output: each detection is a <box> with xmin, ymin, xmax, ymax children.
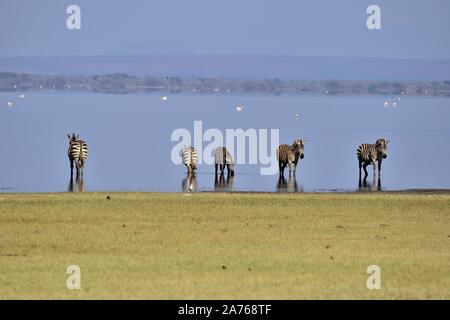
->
<box><xmin>1</xmin><ymin>0</ymin><xmax>449</xmax><ymax>59</ymax></box>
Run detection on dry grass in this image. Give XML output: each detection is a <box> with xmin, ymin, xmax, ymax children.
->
<box><xmin>0</xmin><ymin>192</ymin><xmax>449</xmax><ymax>299</ymax></box>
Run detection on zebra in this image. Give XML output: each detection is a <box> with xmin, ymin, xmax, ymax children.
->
<box><xmin>67</xmin><ymin>133</ymin><xmax>88</xmax><ymax>178</ymax></box>
<box><xmin>182</xmin><ymin>146</ymin><xmax>198</xmax><ymax>174</ymax></box>
<box><xmin>214</xmin><ymin>146</ymin><xmax>234</xmax><ymax>177</ymax></box>
<box><xmin>357</xmin><ymin>138</ymin><xmax>389</xmax><ymax>180</ymax></box>
<box><xmin>277</xmin><ymin>139</ymin><xmax>307</xmax><ymax>177</ymax></box>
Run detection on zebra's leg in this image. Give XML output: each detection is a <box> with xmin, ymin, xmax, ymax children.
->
<box><xmin>68</xmin><ymin>175</ymin><xmax>74</xmax><ymax>192</ymax></box>
<box><xmin>215</xmin><ymin>164</ymin><xmax>218</xmax><ymax>176</ymax></box>
<box><xmin>78</xmin><ymin>160</ymin><xmax>83</xmax><ymax>177</ymax></box>
<box><xmin>378</xmin><ymin>159</ymin><xmax>382</xmax><ymax>178</ymax></box>
<box><xmin>372</xmin><ymin>159</ymin><xmax>377</xmax><ymax>178</ymax></box>
<box><xmin>214</xmin><ymin>172</ymin><xmax>219</xmax><ymax>191</ymax></box>
<box><xmin>363</xmin><ymin>163</ymin><xmax>369</xmax><ymax>180</ymax></box>
<box><xmin>288</xmin><ymin>162</ymin><xmax>294</xmax><ymax>176</ymax></box>
<box><xmin>70</xmin><ymin>159</ymin><xmax>74</xmax><ymax>177</ymax></box>
<box><xmin>359</xmin><ymin>160</ymin><xmax>362</xmax><ymax>179</ymax></box>
<box><xmin>75</xmin><ymin>161</ymin><xmax>80</xmax><ymax>178</ymax></box>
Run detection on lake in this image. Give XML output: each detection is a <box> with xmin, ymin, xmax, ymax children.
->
<box><xmin>0</xmin><ymin>92</ymin><xmax>449</xmax><ymax>192</ymax></box>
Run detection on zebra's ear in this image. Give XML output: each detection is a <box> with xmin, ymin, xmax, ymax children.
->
<box><xmin>303</xmin><ymin>139</ymin><xmax>307</xmax><ymax>144</ymax></box>
<box><xmin>67</xmin><ymin>134</ymin><xmax>71</xmax><ymax>140</ymax></box>
<box><xmin>386</xmin><ymin>139</ymin><xmax>390</xmax><ymax>144</ymax></box>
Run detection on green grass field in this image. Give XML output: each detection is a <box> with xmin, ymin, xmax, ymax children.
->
<box><xmin>0</xmin><ymin>192</ymin><xmax>449</xmax><ymax>299</ymax></box>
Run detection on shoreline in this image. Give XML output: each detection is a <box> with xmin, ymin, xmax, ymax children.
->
<box><xmin>2</xmin><ymin>189</ymin><xmax>450</xmax><ymax>195</ymax></box>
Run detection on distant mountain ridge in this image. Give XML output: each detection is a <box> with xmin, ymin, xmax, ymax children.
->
<box><xmin>0</xmin><ymin>54</ymin><xmax>449</xmax><ymax>81</ymax></box>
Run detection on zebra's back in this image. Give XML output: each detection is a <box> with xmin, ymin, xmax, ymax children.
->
<box><xmin>277</xmin><ymin>144</ymin><xmax>296</xmax><ymax>164</ymax></box>
<box><xmin>69</xmin><ymin>140</ymin><xmax>88</xmax><ymax>162</ymax></box>
<box><xmin>182</xmin><ymin>146</ymin><xmax>198</xmax><ymax>172</ymax></box>
<box><xmin>357</xmin><ymin>143</ymin><xmax>376</xmax><ymax>162</ymax></box>
<box><xmin>214</xmin><ymin>147</ymin><xmax>233</xmax><ymax>165</ymax></box>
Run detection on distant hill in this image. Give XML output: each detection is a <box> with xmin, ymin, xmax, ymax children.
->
<box><xmin>0</xmin><ymin>55</ymin><xmax>449</xmax><ymax>81</ymax></box>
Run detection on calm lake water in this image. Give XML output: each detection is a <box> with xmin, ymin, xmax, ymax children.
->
<box><xmin>0</xmin><ymin>92</ymin><xmax>449</xmax><ymax>192</ymax></box>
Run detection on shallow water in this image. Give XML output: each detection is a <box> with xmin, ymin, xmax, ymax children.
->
<box><xmin>0</xmin><ymin>92</ymin><xmax>449</xmax><ymax>192</ymax></box>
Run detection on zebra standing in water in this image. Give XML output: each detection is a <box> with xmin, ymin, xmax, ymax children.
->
<box><xmin>67</xmin><ymin>133</ymin><xmax>88</xmax><ymax>178</ymax></box>
<box><xmin>277</xmin><ymin>139</ymin><xmax>307</xmax><ymax>177</ymax></box>
<box><xmin>182</xmin><ymin>146</ymin><xmax>198</xmax><ymax>174</ymax></box>
<box><xmin>214</xmin><ymin>146</ymin><xmax>234</xmax><ymax>177</ymax></box>
<box><xmin>357</xmin><ymin>138</ymin><xmax>389</xmax><ymax>179</ymax></box>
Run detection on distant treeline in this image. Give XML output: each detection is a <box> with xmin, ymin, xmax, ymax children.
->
<box><xmin>1</xmin><ymin>71</ymin><xmax>449</xmax><ymax>96</ymax></box>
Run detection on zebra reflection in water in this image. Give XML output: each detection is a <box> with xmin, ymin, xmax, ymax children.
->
<box><xmin>214</xmin><ymin>172</ymin><xmax>234</xmax><ymax>192</ymax></box>
<box><xmin>68</xmin><ymin>175</ymin><xmax>85</xmax><ymax>192</ymax></box>
<box><xmin>276</xmin><ymin>175</ymin><xmax>300</xmax><ymax>193</ymax></box>
<box><xmin>358</xmin><ymin>176</ymin><xmax>382</xmax><ymax>192</ymax></box>
<box><xmin>182</xmin><ymin>172</ymin><xmax>198</xmax><ymax>192</ymax></box>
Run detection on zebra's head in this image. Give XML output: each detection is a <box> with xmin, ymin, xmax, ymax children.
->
<box><xmin>293</xmin><ymin>139</ymin><xmax>307</xmax><ymax>159</ymax></box>
<box><xmin>376</xmin><ymin>138</ymin><xmax>389</xmax><ymax>159</ymax></box>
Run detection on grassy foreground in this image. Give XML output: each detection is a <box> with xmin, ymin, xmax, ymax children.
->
<box><xmin>0</xmin><ymin>192</ymin><xmax>449</xmax><ymax>299</ymax></box>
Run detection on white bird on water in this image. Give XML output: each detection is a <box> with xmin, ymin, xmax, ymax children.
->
<box><xmin>6</xmin><ymin>101</ymin><xmax>13</xmax><ymax>107</ymax></box>
<box><xmin>161</xmin><ymin>96</ymin><xmax>168</xmax><ymax>101</ymax></box>
<box><xmin>18</xmin><ymin>94</ymin><xmax>25</xmax><ymax>99</ymax></box>
<box><xmin>384</xmin><ymin>101</ymin><xmax>389</xmax><ymax>108</ymax></box>
<box><xmin>293</xmin><ymin>113</ymin><xmax>299</xmax><ymax>119</ymax></box>
<box><xmin>235</xmin><ymin>105</ymin><xmax>244</xmax><ymax>112</ymax></box>
<box><xmin>392</xmin><ymin>102</ymin><xmax>397</xmax><ymax>107</ymax></box>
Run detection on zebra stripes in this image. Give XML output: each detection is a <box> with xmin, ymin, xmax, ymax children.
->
<box><xmin>357</xmin><ymin>138</ymin><xmax>389</xmax><ymax>179</ymax></box>
<box><xmin>277</xmin><ymin>139</ymin><xmax>306</xmax><ymax>177</ymax></box>
<box><xmin>214</xmin><ymin>146</ymin><xmax>234</xmax><ymax>177</ymax></box>
<box><xmin>67</xmin><ymin>133</ymin><xmax>88</xmax><ymax>178</ymax></box>
<box><xmin>182</xmin><ymin>146</ymin><xmax>198</xmax><ymax>174</ymax></box>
